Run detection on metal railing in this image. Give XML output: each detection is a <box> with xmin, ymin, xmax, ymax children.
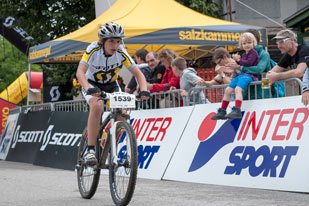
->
<box><xmin>10</xmin><ymin>77</ymin><xmax>302</xmax><ymax>114</ymax></box>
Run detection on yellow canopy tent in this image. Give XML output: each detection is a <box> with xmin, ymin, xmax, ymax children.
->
<box><xmin>28</xmin><ymin>0</ymin><xmax>267</xmax><ymax>63</ymax></box>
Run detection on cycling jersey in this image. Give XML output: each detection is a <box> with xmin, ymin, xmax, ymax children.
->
<box><xmin>80</xmin><ymin>41</ymin><xmax>136</xmax><ymax>85</ymax></box>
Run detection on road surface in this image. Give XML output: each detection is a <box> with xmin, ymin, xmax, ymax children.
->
<box><xmin>0</xmin><ymin>160</ymin><xmax>308</xmax><ymax>206</ymax></box>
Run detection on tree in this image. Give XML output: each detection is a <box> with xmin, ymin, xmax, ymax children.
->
<box><xmin>0</xmin><ymin>0</ymin><xmax>96</xmax><ymax>102</ymax></box>
<box><xmin>176</xmin><ymin>0</ymin><xmax>222</xmax><ymax>19</ymax></box>
<box><xmin>0</xmin><ymin>36</ymin><xmax>41</xmax><ymax>93</ymax></box>
<box><xmin>0</xmin><ymin>0</ymin><xmax>95</xmax><ymax>45</ymax></box>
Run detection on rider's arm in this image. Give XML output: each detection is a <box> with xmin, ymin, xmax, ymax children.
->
<box><xmin>130</xmin><ymin>66</ymin><xmax>147</xmax><ymax>92</ymax></box>
<box><xmin>76</xmin><ymin>63</ymin><xmax>91</xmax><ymax>91</ymax></box>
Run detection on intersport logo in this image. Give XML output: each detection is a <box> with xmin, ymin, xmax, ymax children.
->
<box><xmin>11</xmin><ymin>125</ymin><xmax>82</xmax><ymax>151</ymax></box>
<box><xmin>189</xmin><ymin>108</ymin><xmax>308</xmax><ymax>178</ymax></box>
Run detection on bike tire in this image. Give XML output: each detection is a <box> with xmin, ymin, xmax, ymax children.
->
<box><xmin>76</xmin><ymin>127</ymin><xmax>101</xmax><ymax>199</ymax></box>
<box><xmin>109</xmin><ymin>121</ymin><xmax>138</xmax><ymax>206</ymax></box>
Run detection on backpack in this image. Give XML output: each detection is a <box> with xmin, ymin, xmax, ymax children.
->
<box><xmin>260</xmin><ymin>50</ymin><xmax>285</xmax><ymax>98</ymax></box>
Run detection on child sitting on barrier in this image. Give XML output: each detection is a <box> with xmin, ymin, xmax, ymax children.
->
<box><xmin>170</xmin><ymin>57</ymin><xmax>209</xmax><ymax>105</ymax></box>
<box><xmin>211</xmin><ymin>32</ymin><xmax>259</xmax><ymax>120</ymax></box>
<box><xmin>197</xmin><ymin>47</ymin><xmax>239</xmax><ymax>87</ymax></box>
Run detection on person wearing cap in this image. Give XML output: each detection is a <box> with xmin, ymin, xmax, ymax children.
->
<box><xmin>266</xmin><ymin>29</ymin><xmax>309</xmax><ymax>84</ymax></box>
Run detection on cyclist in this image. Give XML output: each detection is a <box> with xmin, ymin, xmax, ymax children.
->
<box><xmin>76</xmin><ymin>22</ymin><xmax>149</xmax><ymax>165</ymax></box>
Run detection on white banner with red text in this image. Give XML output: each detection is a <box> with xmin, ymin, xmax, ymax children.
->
<box><xmin>163</xmin><ymin>96</ymin><xmax>309</xmax><ymax>192</ymax></box>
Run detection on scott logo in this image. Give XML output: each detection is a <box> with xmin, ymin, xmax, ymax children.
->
<box><xmin>188</xmin><ymin>112</ymin><xmax>243</xmax><ymax>172</ymax></box>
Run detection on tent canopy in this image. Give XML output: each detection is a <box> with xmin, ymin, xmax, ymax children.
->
<box><xmin>28</xmin><ymin>0</ymin><xmax>267</xmax><ymax>64</ymax></box>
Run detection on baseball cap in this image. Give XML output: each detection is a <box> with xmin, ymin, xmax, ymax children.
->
<box><xmin>272</xmin><ymin>29</ymin><xmax>297</xmax><ymax>40</ymax></box>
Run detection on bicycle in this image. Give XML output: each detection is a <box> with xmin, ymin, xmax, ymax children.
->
<box><xmin>76</xmin><ymin>91</ymin><xmax>138</xmax><ymax>206</ymax></box>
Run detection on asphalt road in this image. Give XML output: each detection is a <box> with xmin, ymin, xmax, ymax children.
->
<box><xmin>1</xmin><ymin>160</ymin><xmax>309</xmax><ymax>206</ymax></box>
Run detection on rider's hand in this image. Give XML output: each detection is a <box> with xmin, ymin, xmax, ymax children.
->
<box><xmin>86</xmin><ymin>87</ymin><xmax>101</xmax><ymax>96</ymax></box>
<box><xmin>138</xmin><ymin>90</ymin><xmax>150</xmax><ymax>100</ymax></box>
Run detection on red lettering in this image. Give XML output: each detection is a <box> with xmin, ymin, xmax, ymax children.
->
<box><xmin>140</xmin><ymin>118</ymin><xmax>155</xmax><ymax>141</ymax></box>
<box><xmin>155</xmin><ymin>117</ymin><xmax>172</xmax><ymax>141</ymax></box>
<box><xmin>286</xmin><ymin>108</ymin><xmax>309</xmax><ymax>140</ymax></box>
<box><xmin>146</xmin><ymin>118</ymin><xmax>163</xmax><ymax>141</ymax></box>
<box><xmin>133</xmin><ymin>119</ymin><xmax>146</xmax><ymax>140</ymax></box>
<box><xmin>262</xmin><ymin>110</ymin><xmax>280</xmax><ymax>140</ymax></box>
<box><xmin>272</xmin><ymin>109</ymin><xmax>294</xmax><ymax>140</ymax></box>
<box><xmin>242</xmin><ymin>111</ymin><xmax>265</xmax><ymax>141</ymax></box>
<box><xmin>237</xmin><ymin>112</ymin><xmax>250</xmax><ymax>141</ymax></box>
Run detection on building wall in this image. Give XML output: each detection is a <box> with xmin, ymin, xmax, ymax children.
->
<box><xmin>94</xmin><ymin>0</ymin><xmax>117</xmax><ymax>17</ymax></box>
<box><xmin>219</xmin><ymin>0</ymin><xmax>308</xmax><ymax>29</ymax></box>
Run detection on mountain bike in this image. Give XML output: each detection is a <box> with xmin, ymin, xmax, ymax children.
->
<box><xmin>76</xmin><ymin>91</ymin><xmax>138</xmax><ymax>206</ymax></box>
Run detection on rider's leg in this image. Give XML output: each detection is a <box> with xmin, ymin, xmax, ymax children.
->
<box><xmin>84</xmin><ymin>97</ymin><xmax>103</xmax><ymax>165</ymax></box>
<box><xmin>87</xmin><ymin>97</ymin><xmax>103</xmax><ymax>147</ymax></box>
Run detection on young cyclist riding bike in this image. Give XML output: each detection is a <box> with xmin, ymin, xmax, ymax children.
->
<box><xmin>76</xmin><ymin>22</ymin><xmax>149</xmax><ymax>166</ymax></box>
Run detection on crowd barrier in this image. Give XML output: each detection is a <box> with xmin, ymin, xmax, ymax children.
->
<box><xmin>1</xmin><ymin>77</ymin><xmax>308</xmax><ymax>193</ymax></box>
<box><xmin>8</xmin><ymin>77</ymin><xmax>302</xmax><ymax>114</ymax></box>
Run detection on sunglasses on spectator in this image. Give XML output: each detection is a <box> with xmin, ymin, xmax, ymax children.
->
<box><xmin>276</xmin><ymin>38</ymin><xmax>290</xmax><ymax>45</ymax></box>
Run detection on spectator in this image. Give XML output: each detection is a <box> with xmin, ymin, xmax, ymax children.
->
<box><xmin>227</xmin><ymin>29</ymin><xmax>272</xmax><ymax>100</ymax></box>
<box><xmin>197</xmin><ymin>47</ymin><xmax>238</xmax><ymax>87</ymax></box>
<box><xmin>145</xmin><ymin>52</ymin><xmax>166</xmax><ymax>84</ymax></box>
<box><xmin>125</xmin><ymin>49</ymin><xmax>152</xmax><ymax>94</ymax></box>
<box><xmin>147</xmin><ymin>48</ymin><xmax>180</xmax><ymax>108</ymax></box>
<box><xmin>171</xmin><ymin>57</ymin><xmax>209</xmax><ymax>105</ymax></box>
<box><xmin>211</xmin><ymin>32</ymin><xmax>259</xmax><ymax>120</ymax></box>
<box><xmin>302</xmin><ymin>68</ymin><xmax>309</xmax><ymax>106</ymax></box>
<box><xmin>266</xmin><ymin>29</ymin><xmax>309</xmax><ymax>84</ymax></box>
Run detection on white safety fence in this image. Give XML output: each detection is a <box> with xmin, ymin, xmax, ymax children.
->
<box><xmin>9</xmin><ymin>77</ymin><xmax>303</xmax><ymax>113</ymax></box>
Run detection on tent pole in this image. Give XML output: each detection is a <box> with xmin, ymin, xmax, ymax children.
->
<box><xmin>27</xmin><ymin>63</ymin><xmax>31</xmax><ymax>105</ymax></box>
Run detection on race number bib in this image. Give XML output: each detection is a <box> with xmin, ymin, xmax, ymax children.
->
<box><xmin>109</xmin><ymin>92</ymin><xmax>135</xmax><ymax>108</ymax></box>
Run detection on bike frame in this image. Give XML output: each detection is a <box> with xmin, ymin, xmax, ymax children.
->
<box><xmin>97</xmin><ymin>108</ymin><xmax>131</xmax><ymax>169</ymax></box>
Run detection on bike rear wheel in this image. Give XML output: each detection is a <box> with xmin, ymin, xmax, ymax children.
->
<box><xmin>76</xmin><ymin>127</ymin><xmax>101</xmax><ymax>199</ymax></box>
<box><xmin>109</xmin><ymin>121</ymin><xmax>138</xmax><ymax>206</ymax></box>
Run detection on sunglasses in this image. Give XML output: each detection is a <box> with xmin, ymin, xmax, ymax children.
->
<box><xmin>276</xmin><ymin>38</ymin><xmax>290</xmax><ymax>45</ymax></box>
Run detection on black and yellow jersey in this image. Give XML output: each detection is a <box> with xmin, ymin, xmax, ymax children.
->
<box><xmin>80</xmin><ymin>41</ymin><xmax>136</xmax><ymax>85</ymax></box>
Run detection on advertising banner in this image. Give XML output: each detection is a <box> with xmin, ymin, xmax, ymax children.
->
<box><xmin>43</xmin><ymin>72</ymin><xmax>73</xmax><ymax>103</ymax></box>
<box><xmin>0</xmin><ymin>99</ymin><xmax>16</xmax><ymax>135</ymax></box>
<box><xmin>33</xmin><ymin>111</ymin><xmax>88</xmax><ymax>170</ymax></box>
<box><xmin>6</xmin><ymin>110</ymin><xmax>51</xmax><ymax>163</ymax></box>
<box><xmin>0</xmin><ymin>16</ymin><xmax>33</xmax><ymax>54</ymax></box>
<box><xmin>163</xmin><ymin>96</ymin><xmax>309</xmax><ymax>192</ymax></box>
<box><xmin>130</xmin><ymin>107</ymin><xmax>194</xmax><ymax>180</ymax></box>
<box><xmin>0</xmin><ymin>112</ymin><xmax>19</xmax><ymax>160</ymax></box>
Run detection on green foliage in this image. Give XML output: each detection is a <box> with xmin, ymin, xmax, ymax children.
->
<box><xmin>176</xmin><ymin>0</ymin><xmax>222</xmax><ymax>19</ymax></box>
<box><xmin>0</xmin><ymin>36</ymin><xmax>41</xmax><ymax>93</ymax></box>
<box><xmin>0</xmin><ymin>0</ymin><xmax>95</xmax><ymax>101</ymax></box>
<box><xmin>0</xmin><ymin>0</ymin><xmax>95</xmax><ymax>45</ymax></box>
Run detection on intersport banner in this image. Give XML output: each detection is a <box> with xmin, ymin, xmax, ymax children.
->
<box><xmin>130</xmin><ymin>107</ymin><xmax>193</xmax><ymax>180</ymax></box>
<box><xmin>164</xmin><ymin>96</ymin><xmax>309</xmax><ymax>192</ymax></box>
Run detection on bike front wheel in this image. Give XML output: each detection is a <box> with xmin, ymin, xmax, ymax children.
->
<box><xmin>76</xmin><ymin>127</ymin><xmax>101</xmax><ymax>199</ymax></box>
<box><xmin>109</xmin><ymin>121</ymin><xmax>138</xmax><ymax>206</ymax></box>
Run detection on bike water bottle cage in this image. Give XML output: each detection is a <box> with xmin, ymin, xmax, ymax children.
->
<box><xmin>86</xmin><ymin>87</ymin><xmax>101</xmax><ymax>95</ymax></box>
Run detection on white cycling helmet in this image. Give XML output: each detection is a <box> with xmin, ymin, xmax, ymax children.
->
<box><xmin>98</xmin><ymin>22</ymin><xmax>125</xmax><ymax>39</ymax></box>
